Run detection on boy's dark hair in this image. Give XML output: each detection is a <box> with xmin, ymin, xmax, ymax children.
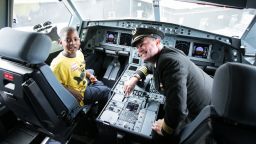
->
<box><xmin>59</xmin><ymin>26</ymin><xmax>77</xmax><ymax>40</ymax></box>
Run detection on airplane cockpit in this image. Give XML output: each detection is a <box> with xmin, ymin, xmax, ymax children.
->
<box><xmin>0</xmin><ymin>0</ymin><xmax>256</xmax><ymax>144</ymax></box>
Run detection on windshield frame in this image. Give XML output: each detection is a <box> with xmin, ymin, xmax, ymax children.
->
<box><xmin>70</xmin><ymin>0</ymin><xmax>256</xmax><ymax>38</ymax></box>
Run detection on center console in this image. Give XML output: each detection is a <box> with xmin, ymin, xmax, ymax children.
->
<box><xmin>97</xmin><ymin>64</ymin><xmax>165</xmax><ymax>140</ymax></box>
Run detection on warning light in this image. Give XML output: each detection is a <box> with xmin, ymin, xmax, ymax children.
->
<box><xmin>3</xmin><ymin>72</ymin><xmax>14</xmax><ymax>81</ymax></box>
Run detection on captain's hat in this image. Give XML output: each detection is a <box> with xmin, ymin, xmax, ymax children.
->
<box><xmin>131</xmin><ymin>27</ymin><xmax>164</xmax><ymax>47</ymax></box>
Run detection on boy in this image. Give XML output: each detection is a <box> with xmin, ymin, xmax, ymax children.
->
<box><xmin>50</xmin><ymin>26</ymin><xmax>110</xmax><ymax>110</ymax></box>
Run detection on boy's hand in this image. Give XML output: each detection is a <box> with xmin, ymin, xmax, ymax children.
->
<box><xmin>65</xmin><ymin>86</ymin><xmax>84</xmax><ymax>102</ymax></box>
<box><xmin>89</xmin><ymin>75</ymin><xmax>97</xmax><ymax>83</ymax></box>
<box><xmin>72</xmin><ymin>92</ymin><xmax>84</xmax><ymax>102</ymax></box>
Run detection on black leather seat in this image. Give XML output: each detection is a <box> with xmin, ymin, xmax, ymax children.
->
<box><xmin>179</xmin><ymin>62</ymin><xmax>256</xmax><ymax>144</ymax></box>
<box><xmin>0</xmin><ymin>28</ymin><xmax>81</xmax><ymax>142</ymax></box>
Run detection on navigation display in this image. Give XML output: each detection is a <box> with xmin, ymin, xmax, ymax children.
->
<box><xmin>192</xmin><ymin>43</ymin><xmax>210</xmax><ymax>59</ymax></box>
<box><xmin>129</xmin><ymin>65</ymin><xmax>137</xmax><ymax>71</ymax></box>
<box><xmin>105</xmin><ymin>31</ymin><xmax>118</xmax><ymax>44</ymax></box>
<box><xmin>120</xmin><ymin>33</ymin><xmax>132</xmax><ymax>46</ymax></box>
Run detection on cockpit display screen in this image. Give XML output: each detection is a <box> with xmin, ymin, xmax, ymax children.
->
<box><xmin>120</xmin><ymin>33</ymin><xmax>132</xmax><ymax>46</ymax></box>
<box><xmin>192</xmin><ymin>43</ymin><xmax>209</xmax><ymax>59</ymax></box>
<box><xmin>105</xmin><ymin>31</ymin><xmax>118</xmax><ymax>44</ymax></box>
<box><xmin>128</xmin><ymin>65</ymin><xmax>137</xmax><ymax>71</ymax></box>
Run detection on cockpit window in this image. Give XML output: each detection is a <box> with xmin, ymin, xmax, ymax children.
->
<box><xmin>72</xmin><ymin>0</ymin><xmax>256</xmax><ymax>38</ymax></box>
<box><xmin>159</xmin><ymin>0</ymin><xmax>256</xmax><ymax>38</ymax></box>
<box><xmin>72</xmin><ymin>0</ymin><xmax>154</xmax><ymax>21</ymax></box>
<box><xmin>12</xmin><ymin>0</ymin><xmax>72</xmax><ymax>33</ymax></box>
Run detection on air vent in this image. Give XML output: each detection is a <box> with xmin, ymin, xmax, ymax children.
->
<box><xmin>175</xmin><ymin>40</ymin><xmax>190</xmax><ymax>55</ymax></box>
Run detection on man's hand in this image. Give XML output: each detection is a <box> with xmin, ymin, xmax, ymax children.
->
<box><xmin>123</xmin><ymin>76</ymin><xmax>139</xmax><ymax>96</ymax></box>
<box><xmin>152</xmin><ymin>119</ymin><xmax>164</xmax><ymax>136</ymax></box>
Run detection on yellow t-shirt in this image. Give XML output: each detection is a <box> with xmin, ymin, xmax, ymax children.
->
<box><xmin>50</xmin><ymin>50</ymin><xmax>87</xmax><ymax>106</ymax></box>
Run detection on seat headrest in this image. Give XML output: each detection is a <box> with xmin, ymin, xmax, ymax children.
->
<box><xmin>46</xmin><ymin>26</ymin><xmax>60</xmax><ymax>41</ymax></box>
<box><xmin>212</xmin><ymin>62</ymin><xmax>256</xmax><ymax>126</ymax></box>
<box><xmin>0</xmin><ymin>27</ymin><xmax>51</xmax><ymax>64</ymax></box>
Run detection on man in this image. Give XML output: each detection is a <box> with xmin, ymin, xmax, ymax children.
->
<box><xmin>50</xmin><ymin>26</ymin><xmax>110</xmax><ymax>111</ymax></box>
<box><xmin>123</xmin><ymin>27</ymin><xmax>213</xmax><ymax>142</ymax></box>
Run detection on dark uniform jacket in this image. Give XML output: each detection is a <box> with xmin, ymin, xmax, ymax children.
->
<box><xmin>136</xmin><ymin>46</ymin><xmax>213</xmax><ymax>135</ymax></box>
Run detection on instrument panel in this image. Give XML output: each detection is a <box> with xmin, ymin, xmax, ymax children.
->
<box><xmin>80</xmin><ymin>19</ymin><xmax>242</xmax><ymax>71</ymax></box>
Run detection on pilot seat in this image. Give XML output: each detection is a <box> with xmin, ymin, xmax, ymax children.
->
<box><xmin>0</xmin><ymin>28</ymin><xmax>82</xmax><ymax>142</ymax></box>
<box><xmin>179</xmin><ymin>62</ymin><xmax>256</xmax><ymax>144</ymax></box>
